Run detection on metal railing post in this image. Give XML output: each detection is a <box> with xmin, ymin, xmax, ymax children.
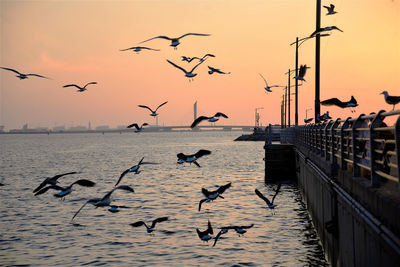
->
<box><xmin>340</xmin><ymin>118</ymin><xmax>351</xmax><ymax>170</ymax></box>
<box><xmin>395</xmin><ymin>116</ymin><xmax>400</xmax><ymax>191</ymax></box>
<box><xmin>369</xmin><ymin>110</ymin><xmax>385</xmax><ymax>187</ymax></box>
<box><xmin>352</xmin><ymin>114</ymin><xmax>366</xmax><ymax>178</ymax></box>
<box><xmin>324</xmin><ymin>121</ymin><xmax>333</xmax><ymax>159</ymax></box>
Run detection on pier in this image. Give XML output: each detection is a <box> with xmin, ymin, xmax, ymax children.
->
<box><xmin>265</xmin><ymin>110</ymin><xmax>400</xmax><ymax>267</ymax></box>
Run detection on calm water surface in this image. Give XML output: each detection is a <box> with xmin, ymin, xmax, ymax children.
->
<box><xmin>0</xmin><ymin>132</ymin><xmax>328</xmax><ymax>266</ymax></box>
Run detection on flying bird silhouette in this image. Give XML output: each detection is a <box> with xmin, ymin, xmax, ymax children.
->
<box><xmin>199</xmin><ymin>182</ymin><xmax>231</xmax><ymax>211</ymax></box>
<box><xmin>294</xmin><ymin>65</ymin><xmax>308</xmax><ymax>82</ymax></box>
<box><xmin>63</xmin><ymin>82</ymin><xmax>97</xmax><ymax>92</ymax></box>
<box><xmin>120</xmin><ymin>46</ymin><xmax>160</xmax><ymax>53</ymax></box>
<box><xmin>310</xmin><ymin>26</ymin><xmax>343</xmax><ymax>37</ymax></box>
<box><xmin>381</xmin><ymin>91</ymin><xmax>400</xmax><ymax>110</ymax></box>
<box><xmin>255</xmin><ymin>184</ymin><xmax>281</xmax><ymax>209</ymax></box>
<box><xmin>177</xmin><ymin>149</ymin><xmax>211</xmax><ymax>167</ymax></box>
<box><xmin>71</xmin><ymin>185</ymin><xmax>134</xmax><ymax>221</ymax></box>
<box><xmin>0</xmin><ymin>67</ymin><xmax>50</xmax><ymax>80</ymax></box>
<box><xmin>127</xmin><ymin>123</ymin><xmax>149</xmax><ymax>132</ymax></box>
<box><xmin>213</xmin><ymin>224</ymin><xmax>254</xmax><ymax>247</ymax></box>
<box><xmin>321</xmin><ymin>96</ymin><xmax>358</xmax><ymax>113</ymax></box>
<box><xmin>115</xmin><ymin>157</ymin><xmax>158</xmax><ymax>186</ymax></box>
<box><xmin>304</xmin><ymin>118</ymin><xmax>313</xmax><ymax>124</ymax></box>
<box><xmin>259</xmin><ymin>73</ymin><xmax>283</xmax><ymax>92</ymax></box>
<box><xmin>196</xmin><ymin>220</ymin><xmax>214</xmax><ymax>242</ymax></box>
<box><xmin>138</xmin><ymin>101</ymin><xmax>168</xmax><ymax>117</ymax></box>
<box><xmin>34</xmin><ymin>179</ymin><xmax>96</xmax><ymax>198</ymax></box>
<box><xmin>316</xmin><ymin>111</ymin><xmax>332</xmax><ymax>122</ymax></box>
<box><xmin>190</xmin><ymin>112</ymin><xmax>228</xmax><ymax>128</ymax></box>
<box><xmin>166</xmin><ymin>59</ymin><xmax>206</xmax><ymax>81</ymax></box>
<box><xmin>208</xmin><ymin>66</ymin><xmax>230</xmax><ymax>75</ymax></box>
<box><xmin>181</xmin><ymin>54</ymin><xmax>215</xmax><ymax>63</ymax></box>
<box><xmin>130</xmin><ymin>217</ymin><xmax>169</xmax><ymax>233</ymax></box>
<box><xmin>140</xmin><ymin>33</ymin><xmax>211</xmax><ymax>49</ymax></box>
<box><xmin>33</xmin><ymin>171</ymin><xmax>79</xmax><ymax>193</ymax></box>
<box><xmin>323</xmin><ymin>4</ymin><xmax>338</xmax><ymax>15</ymax></box>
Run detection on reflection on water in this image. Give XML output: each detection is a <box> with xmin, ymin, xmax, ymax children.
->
<box><xmin>0</xmin><ymin>132</ymin><xmax>328</xmax><ymax>266</ymax></box>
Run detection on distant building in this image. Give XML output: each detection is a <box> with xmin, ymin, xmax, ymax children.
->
<box><xmin>69</xmin><ymin>126</ymin><xmax>87</xmax><ymax>131</ymax></box>
<box><xmin>0</xmin><ymin>125</ymin><xmax>4</xmax><ymax>132</ymax></box>
<box><xmin>88</xmin><ymin>121</ymin><xmax>92</xmax><ymax>130</ymax></box>
<box><xmin>194</xmin><ymin>101</ymin><xmax>197</xmax><ymax>121</ymax></box>
<box><xmin>117</xmin><ymin>125</ymin><xmax>127</xmax><ymax>129</ymax></box>
<box><xmin>95</xmin><ymin>125</ymin><xmax>110</xmax><ymax>131</ymax></box>
<box><xmin>52</xmin><ymin>125</ymin><xmax>66</xmax><ymax>131</ymax></box>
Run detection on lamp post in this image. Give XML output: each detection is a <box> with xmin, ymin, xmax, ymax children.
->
<box><xmin>315</xmin><ymin>0</ymin><xmax>321</xmax><ymax>122</ymax></box>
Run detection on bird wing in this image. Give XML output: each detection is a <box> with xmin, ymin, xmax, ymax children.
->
<box><xmin>217</xmin><ymin>182</ymin><xmax>231</xmax><ymax>194</ymax></box>
<box><xmin>240</xmin><ymin>224</ymin><xmax>255</xmax><ymax>229</ymax></box>
<box><xmin>51</xmin><ymin>171</ymin><xmax>78</xmax><ymax>181</ymax></box>
<box><xmin>271</xmin><ymin>183</ymin><xmax>281</xmax><ymax>204</ymax></box>
<box><xmin>323</xmin><ymin>5</ymin><xmax>330</xmax><ymax>10</ymax></box>
<box><xmin>207</xmin><ymin>220</ymin><xmax>213</xmax><ymax>235</ymax></box>
<box><xmin>141</xmin><ymin>123</ymin><xmax>149</xmax><ymax>128</ymax></box>
<box><xmin>155</xmin><ymin>101</ymin><xmax>168</xmax><ymax>112</ymax></box>
<box><xmin>105</xmin><ymin>185</ymin><xmax>134</xmax><ymax>199</ymax></box>
<box><xmin>151</xmin><ymin>216</ymin><xmax>168</xmax><ymax>228</ymax></box>
<box><xmin>33</xmin><ymin>180</ymin><xmax>50</xmax><ymax>193</ymax></box>
<box><xmin>0</xmin><ymin>67</ymin><xmax>21</xmax><ymax>74</ymax></box>
<box><xmin>195</xmin><ymin>149</ymin><xmax>212</xmax><ymax>158</ymax></box>
<box><xmin>26</xmin><ymin>74</ymin><xmax>50</xmax><ymax>79</ymax></box>
<box><xmin>214</xmin><ymin>112</ymin><xmax>228</xmax><ymax>118</ymax></box>
<box><xmin>255</xmin><ymin>189</ymin><xmax>272</xmax><ymax>206</ymax></box>
<box><xmin>140</xmin><ymin>36</ymin><xmax>172</xmax><ymax>43</ymax></box>
<box><xmin>198</xmin><ymin>198</ymin><xmax>207</xmax><ymax>211</ymax></box>
<box><xmin>84</xmin><ymin>82</ymin><xmax>97</xmax><ymax>88</ymax></box>
<box><xmin>190</xmin><ymin>116</ymin><xmax>210</xmax><ymax>128</ymax></box>
<box><xmin>167</xmin><ymin>60</ymin><xmax>188</xmax><ymax>74</ymax></box>
<box><xmin>138</xmin><ymin>105</ymin><xmax>155</xmax><ymax>113</ymax></box>
<box><xmin>259</xmin><ymin>73</ymin><xmax>268</xmax><ymax>86</ymax></box>
<box><xmin>203</xmin><ymin>54</ymin><xmax>215</xmax><ymax>59</ymax></box>
<box><xmin>321</xmin><ymin>98</ymin><xmax>345</xmax><ymax>108</ymax></box>
<box><xmin>130</xmin><ymin>221</ymin><xmax>145</xmax><ymax>227</ymax></box>
<box><xmin>140</xmin><ymin>47</ymin><xmax>160</xmax><ymax>51</ymax></box>
<box><xmin>177</xmin><ymin>153</ymin><xmax>187</xmax><ymax>161</ymax></box>
<box><xmin>213</xmin><ymin>230</ymin><xmax>224</xmax><ymax>247</ymax></box>
<box><xmin>120</xmin><ymin>47</ymin><xmax>136</xmax><ymax>51</ymax></box>
<box><xmin>127</xmin><ymin>123</ymin><xmax>139</xmax><ymax>129</ymax></box>
<box><xmin>115</xmin><ymin>169</ymin><xmax>130</xmax><ymax>186</ymax></box>
<box><xmin>190</xmin><ymin>60</ymin><xmax>206</xmax><ymax>73</ymax></box>
<box><xmin>71</xmin><ymin>201</ymin><xmax>91</xmax><ymax>221</ymax></box>
<box><xmin>34</xmin><ymin>185</ymin><xmax>64</xmax><ymax>196</ymax></box>
<box><xmin>63</xmin><ymin>84</ymin><xmax>81</xmax><ymax>89</ymax></box>
<box><xmin>177</xmin><ymin>33</ymin><xmax>211</xmax><ymax>39</ymax></box>
<box><xmin>71</xmin><ymin>179</ymin><xmax>96</xmax><ymax>187</ymax></box>
<box><xmin>193</xmin><ymin>161</ymin><xmax>201</xmax><ymax>168</ymax></box>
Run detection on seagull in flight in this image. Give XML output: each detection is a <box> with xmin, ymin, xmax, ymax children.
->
<box><xmin>316</xmin><ymin>111</ymin><xmax>332</xmax><ymax>122</ymax></box>
<box><xmin>140</xmin><ymin>33</ymin><xmax>211</xmax><ymax>49</ymax></box>
<box><xmin>138</xmin><ymin>101</ymin><xmax>168</xmax><ymax>117</ymax></box>
<box><xmin>63</xmin><ymin>82</ymin><xmax>97</xmax><ymax>92</ymax></box>
<box><xmin>213</xmin><ymin>224</ymin><xmax>254</xmax><ymax>247</ymax></box>
<box><xmin>182</xmin><ymin>54</ymin><xmax>215</xmax><ymax>63</ymax></box>
<box><xmin>71</xmin><ymin>185</ymin><xmax>134</xmax><ymax>221</ymax></box>
<box><xmin>120</xmin><ymin>46</ymin><xmax>160</xmax><ymax>53</ymax></box>
<box><xmin>177</xmin><ymin>149</ymin><xmax>211</xmax><ymax>167</ymax></box>
<box><xmin>199</xmin><ymin>182</ymin><xmax>231</xmax><ymax>211</ymax></box>
<box><xmin>34</xmin><ymin>179</ymin><xmax>96</xmax><ymax>198</ymax></box>
<box><xmin>208</xmin><ymin>66</ymin><xmax>230</xmax><ymax>75</ymax></box>
<box><xmin>166</xmin><ymin>59</ymin><xmax>206</xmax><ymax>81</ymax></box>
<box><xmin>294</xmin><ymin>65</ymin><xmax>308</xmax><ymax>82</ymax></box>
<box><xmin>130</xmin><ymin>217</ymin><xmax>169</xmax><ymax>233</ymax></box>
<box><xmin>255</xmin><ymin>184</ymin><xmax>281</xmax><ymax>209</ymax></box>
<box><xmin>323</xmin><ymin>4</ymin><xmax>338</xmax><ymax>15</ymax></box>
<box><xmin>127</xmin><ymin>123</ymin><xmax>149</xmax><ymax>132</ymax></box>
<box><xmin>115</xmin><ymin>157</ymin><xmax>158</xmax><ymax>186</ymax></box>
<box><xmin>108</xmin><ymin>205</ymin><xmax>131</xmax><ymax>213</ymax></box>
<box><xmin>381</xmin><ymin>91</ymin><xmax>400</xmax><ymax>110</ymax></box>
<box><xmin>310</xmin><ymin>26</ymin><xmax>343</xmax><ymax>37</ymax></box>
<box><xmin>321</xmin><ymin>96</ymin><xmax>358</xmax><ymax>113</ymax></box>
<box><xmin>304</xmin><ymin>118</ymin><xmax>313</xmax><ymax>124</ymax></box>
<box><xmin>0</xmin><ymin>67</ymin><xmax>50</xmax><ymax>80</ymax></box>
<box><xmin>33</xmin><ymin>171</ymin><xmax>79</xmax><ymax>193</ymax></box>
<box><xmin>191</xmin><ymin>112</ymin><xmax>228</xmax><ymax>128</ymax></box>
<box><xmin>259</xmin><ymin>73</ymin><xmax>283</xmax><ymax>92</ymax></box>
<box><xmin>196</xmin><ymin>220</ymin><xmax>214</xmax><ymax>242</ymax></box>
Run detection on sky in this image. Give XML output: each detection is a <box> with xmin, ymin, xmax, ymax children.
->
<box><xmin>0</xmin><ymin>0</ymin><xmax>399</xmax><ymax>130</ymax></box>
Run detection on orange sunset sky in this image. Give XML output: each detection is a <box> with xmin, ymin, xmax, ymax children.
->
<box><xmin>0</xmin><ymin>0</ymin><xmax>399</xmax><ymax>130</ymax></box>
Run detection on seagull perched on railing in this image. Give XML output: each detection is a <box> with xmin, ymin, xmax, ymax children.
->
<box><xmin>310</xmin><ymin>26</ymin><xmax>343</xmax><ymax>37</ymax></box>
<box><xmin>294</xmin><ymin>65</ymin><xmax>308</xmax><ymax>82</ymax></box>
<box><xmin>0</xmin><ymin>67</ymin><xmax>50</xmax><ymax>80</ymax></box>
<box><xmin>259</xmin><ymin>73</ymin><xmax>283</xmax><ymax>92</ymax></box>
<box><xmin>208</xmin><ymin>66</ymin><xmax>230</xmax><ymax>75</ymax></box>
<box><xmin>33</xmin><ymin>171</ymin><xmax>79</xmax><ymax>193</ymax></box>
<box><xmin>138</xmin><ymin>101</ymin><xmax>168</xmax><ymax>117</ymax></box>
<box><xmin>71</xmin><ymin>185</ymin><xmax>134</xmax><ymax>221</ymax></box>
<box><xmin>323</xmin><ymin>4</ymin><xmax>338</xmax><ymax>15</ymax></box>
<box><xmin>198</xmin><ymin>182</ymin><xmax>231</xmax><ymax>211</ymax></box>
<box><xmin>255</xmin><ymin>184</ymin><xmax>281</xmax><ymax>209</ymax></box>
<box><xmin>381</xmin><ymin>91</ymin><xmax>400</xmax><ymax>110</ymax></box>
<box><xmin>317</xmin><ymin>111</ymin><xmax>332</xmax><ymax>122</ymax></box>
<box><xmin>34</xmin><ymin>179</ymin><xmax>96</xmax><ymax>198</ymax></box>
<box><xmin>166</xmin><ymin>59</ymin><xmax>206</xmax><ymax>81</ymax></box>
<box><xmin>196</xmin><ymin>220</ymin><xmax>214</xmax><ymax>242</ymax></box>
<box><xmin>190</xmin><ymin>112</ymin><xmax>228</xmax><ymax>128</ymax></box>
<box><xmin>130</xmin><ymin>217</ymin><xmax>169</xmax><ymax>233</ymax></box>
<box><xmin>119</xmin><ymin>46</ymin><xmax>160</xmax><ymax>53</ymax></box>
<box><xmin>140</xmin><ymin>33</ymin><xmax>211</xmax><ymax>49</ymax></box>
<box><xmin>63</xmin><ymin>82</ymin><xmax>97</xmax><ymax>92</ymax></box>
<box><xmin>182</xmin><ymin>54</ymin><xmax>215</xmax><ymax>63</ymax></box>
<box><xmin>321</xmin><ymin>96</ymin><xmax>358</xmax><ymax>113</ymax></box>
<box><xmin>177</xmin><ymin>149</ymin><xmax>211</xmax><ymax>167</ymax></box>
<box><xmin>115</xmin><ymin>157</ymin><xmax>158</xmax><ymax>186</ymax></box>
<box><xmin>127</xmin><ymin>123</ymin><xmax>149</xmax><ymax>132</ymax></box>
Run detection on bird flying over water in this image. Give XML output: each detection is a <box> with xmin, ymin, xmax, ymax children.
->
<box><xmin>138</xmin><ymin>101</ymin><xmax>168</xmax><ymax>117</ymax></box>
<box><xmin>130</xmin><ymin>217</ymin><xmax>169</xmax><ymax>233</ymax></box>
<box><xmin>321</xmin><ymin>96</ymin><xmax>358</xmax><ymax>113</ymax></box>
<box><xmin>71</xmin><ymin>185</ymin><xmax>134</xmax><ymax>221</ymax></box>
<box><xmin>177</xmin><ymin>149</ymin><xmax>211</xmax><ymax>167</ymax></box>
<box><xmin>196</xmin><ymin>220</ymin><xmax>214</xmax><ymax>242</ymax></box>
<box><xmin>199</xmin><ymin>182</ymin><xmax>231</xmax><ymax>211</ymax></box>
<box><xmin>166</xmin><ymin>59</ymin><xmax>206</xmax><ymax>81</ymax></box>
<box><xmin>323</xmin><ymin>4</ymin><xmax>338</xmax><ymax>15</ymax></box>
<box><xmin>120</xmin><ymin>46</ymin><xmax>160</xmax><ymax>53</ymax></box>
<box><xmin>34</xmin><ymin>179</ymin><xmax>96</xmax><ymax>198</ymax></box>
<box><xmin>0</xmin><ymin>67</ymin><xmax>50</xmax><ymax>80</ymax></box>
<box><xmin>115</xmin><ymin>157</ymin><xmax>158</xmax><ymax>186</ymax></box>
<box><xmin>381</xmin><ymin>91</ymin><xmax>400</xmax><ymax>110</ymax></box>
<box><xmin>294</xmin><ymin>65</ymin><xmax>308</xmax><ymax>82</ymax></box>
<box><xmin>310</xmin><ymin>26</ymin><xmax>343</xmax><ymax>37</ymax></box>
<box><xmin>259</xmin><ymin>73</ymin><xmax>283</xmax><ymax>92</ymax></box>
<box><xmin>213</xmin><ymin>224</ymin><xmax>254</xmax><ymax>247</ymax></box>
<box><xmin>140</xmin><ymin>33</ymin><xmax>211</xmax><ymax>49</ymax></box>
<box><xmin>190</xmin><ymin>112</ymin><xmax>228</xmax><ymax>128</ymax></box>
<box><xmin>182</xmin><ymin>54</ymin><xmax>215</xmax><ymax>63</ymax></box>
<box><xmin>127</xmin><ymin>123</ymin><xmax>149</xmax><ymax>132</ymax></box>
<box><xmin>63</xmin><ymin>82</ymin><xmax>97</xmax><ymax>92</ymax></box>
<box><xmin>255</xmin><ymin>184</ymin><xmax>281</xmax><ymax>209</ymax></box>
<box><xmin>208</xmin><ymin>66</ymin><xmax>230</xmax><ymax>75</ymax></box>
<box><xmin>33</xmin><ymin>171</ymin><xmax>79</xmax><ymax>193</ymax></box>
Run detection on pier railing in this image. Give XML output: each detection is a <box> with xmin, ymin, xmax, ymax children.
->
<box><xmin>284</xmin><ymin>110</ymin><xmax>400</xmax><ymax>190</ymax></box>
